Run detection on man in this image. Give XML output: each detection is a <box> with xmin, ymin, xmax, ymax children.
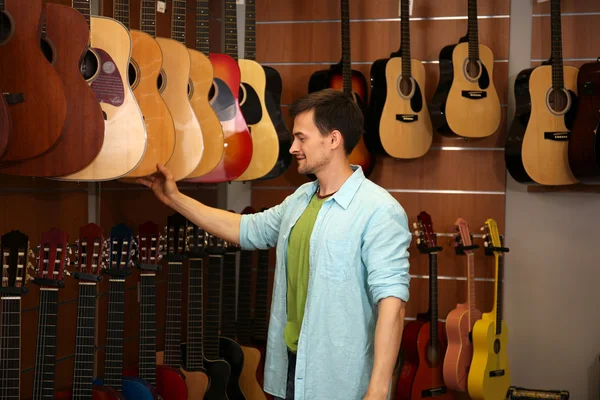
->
<box><xmin>139</xmin><ymin>89</ymin><xmax>411</xmax><ymax>400</ymax></box>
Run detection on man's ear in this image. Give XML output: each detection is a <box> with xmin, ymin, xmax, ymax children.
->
<box><xmin>330</xmin><ymin>129</ymin><xmax>343</xmax><ymax>150</ymax></box>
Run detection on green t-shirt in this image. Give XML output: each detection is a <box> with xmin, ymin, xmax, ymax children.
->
<box><xmin>284</xmin><ymin>194</ymin><xmax>327</xmax><ymax>352</ymax></box>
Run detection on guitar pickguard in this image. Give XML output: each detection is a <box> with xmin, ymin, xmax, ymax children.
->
<box><xmin>90</xmin><ymin>47</ymin><xmax>125</xmax><ymax>107</ymax></box>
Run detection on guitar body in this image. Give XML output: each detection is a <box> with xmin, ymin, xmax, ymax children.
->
<box><xmin>0</xmin><ymin>94</ymin><xmax>9</xmax><ymax>158</ymax></box>
<box><xmin>203</xmin><ymin>357</ymin><xmax>233</xmax><ymax>400</ymax></box>
<box><xmin>122</xmin><ymin>376</ymin><xmax>158</xmax><ymax>400</ymax></box>
<box><xmin>234</xmin><ymin>59</ymin><xmax>280</xmax><ymax>181</ymax></box>
<box><xmin>155</xmin><ymin>37</ymin><xmax>203</xmax><ymax>181</ymax></box>
<box><xmin>239</xmin><ymin>345</ymin><xmax>266</xmax><ymax>400</ymax></box>
<box><xmin>1</xmin><ymin>3</ymin><xmax>104</xmax><ymax>176</ymax></box>
<box><xmin>308</xmin><ymin>65</ymin><xmax>375</xmax><ymax>177</ymax></box>
<box><xmin>54</xmin><ymin>386</ymin><xmax>125</xmax><ymax>400</ymax></box>
<box><xmin>124</xmin><ymin>30</ymin><xmax>176</xmax><ymax>178</ymax></box>
<box><xmin>57</xmin><ymin>16</ymin><xmax>147</xmax><ymax>181</ymax></box>
<box><xmin>467</xmin><ymin>317</ymin><xmax>510</xmax><ymax>400</ymax></box>
<box><xmin>154</xmin><ymin>352</ymin><xmax>190</xmax><ymax>400</ymax></box>
<box><xmin>252</xmin><ymin>341</ymin><xmax>273</xmax><ymax>400</ymax></box>
<box><xmin>220</xmin><ymin>336</ymin><xmax>247</xmax><ymax>400</ymax></box>
<box><xmin>188</xmin><ymin>52</ymin><xmax>252</xmax><ymax>183</ymax></box>
<box><xmin>186</xmin><ymin>48</ymin><xmax>224</xmax><ymax>178</ymax></box>
<box><xmin>568</xmin><ymin>60</ymin><xmax>600</xmax><ymax>184</ymax></box>
<box><xmin>178</xmin><ymin>367</ymin><xmax>208</xmax><ymax>399</ymax></box>
<box><xmin>505</xmin><ymin>67</ymin><xmax>536</xmax><ymax>184</ymax></box>
<box><xmin>396</xmin><ymin>319</ymin><xmax>425</xmax><ymax>400</ymax></box>
<box><xmin>443</xmin><ymin>304</ymin><xmax>482</xmax><ymax>392</ymax></box>
<box><xmin>521</xmin><ymin>65</ymin><xmax>579</xmax><ymax>185</ymax></box>
<box><xmin>0</xmin><ymin>0</ymin><xmax>66</xmax><ymax>162</ymax></box>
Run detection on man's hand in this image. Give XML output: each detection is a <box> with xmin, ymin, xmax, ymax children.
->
<box><xmin>137</xmin><ymin>163</ymin><xmax>181</xmax><ymax>207</ymax></box>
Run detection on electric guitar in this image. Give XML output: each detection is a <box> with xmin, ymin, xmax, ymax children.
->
<box><xmin>430</xmin><ymin>0</ymin><xmax>501</xmax><ymax>139</ymax></box>
<box><xmin>0</xmin><ymin>230</ymin><xmax>30</xmax><ymax>400</ymax></box>
<box><xmin>568</xmin><ymin>59</ymin><xmax>600</xmax><ymax>184</ymax></box>
<box><xmin>0</xmin><ymin>0</ymin><xmax>66</xmax><ymax>163</ymax></box>
<box><xmin>443</xmin><ymin>218</ymin><xmax>482</xmax><ymax>392</ymax></box>
<box><xmin>509</xmin><ymin>0</ymin><xmax>578</xmax><ymax>185</ymax></box>
<box><xmin>397</xmin><ymin>212</ymin><xmax>454</xmax><ymax>400</ymax></box>
<box><xmin>367</xmin><ymin>0</ymin><xmax>432</xmax><ymax>159</ymax></box>
<box><xmin>308</xmin><ymin>0</ymin><xmax>374</xmax><ymax>177</ymax></box>
<box><xmin>467</xmin><ymin>218</ymin><xmax>510</xmax><ymax>400</ymax></box>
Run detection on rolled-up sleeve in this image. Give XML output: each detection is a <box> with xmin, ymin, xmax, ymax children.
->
<box><xmin>239</xmin><ymin>196</ymin><xmax>290</xmax><ymax>250</ymax></box>
<box><xmin>362</xmin><ymin>203</ymin><xmax>411</xmax><ymax>304</ymax></box>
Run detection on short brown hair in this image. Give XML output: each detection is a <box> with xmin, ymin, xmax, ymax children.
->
<box><xmin>289</xmin><ymin>89</ymin><xmax>363</xmax><ymax>155</ymax></box>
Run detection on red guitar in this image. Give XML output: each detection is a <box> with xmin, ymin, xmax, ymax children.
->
<box><xmin>396</xmin><ymin>212</ymin><xmax>455</xmax><ymax>400</ymax></box>
<box><xmin>443</xmin><ymin>218</ymin><xmax>482</xmax><ymax>392</ymax></box>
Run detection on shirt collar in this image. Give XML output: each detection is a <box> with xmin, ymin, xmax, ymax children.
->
<box><xmin>302</xmin><ymin>165</ymin><xmax>365</xmax><ymax>210</ymax></box>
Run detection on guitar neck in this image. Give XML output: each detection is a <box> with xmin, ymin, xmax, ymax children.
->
<box><xmin>467</xmin><ymin>0</ymin><xmax>480</xmax><ymax>60</ymax></box>
<box><xmin>114</xmin><ymin>0</ymin><xmax>130</xmax><ymax>29</ymax></box>
<box><xmin>138</xmin><ymin>272</ymin><xmax>158</xmax><ymax>387</ymax></box>
<box><xmin>205</xmin><ymin>255</ymin><xmax>224</xmax><ymax>360</ymax></box>
<box><xmin>253</xmin><ymin>250</ymin><xmax>269</xmax><ymax>341</ymax></box>
<box><xmin>196</xmin><ymin>0</ymin><xmax>210</xmax><ymax>55</ymax></box>
<box><xmin>72</xmin><ymin>0</ymin><xmax>92</xmax><ymax>29</ymax></box>
<box><xmin>0</xmin><ymin>297</ymin><xmax>21</xmax><ymax>399</ymax></box>
<box><xmin>164</xmin><ymin>262</ymin><xmax>184</xmax><ymax>367</ymax></box>
<box><xmin>550</xmin><ymin>0</ymin><xmax>564</xmax><ymax>89</ymax></box>
<box><xmin>429</xmin><ymin>253</ymin><xmax>439</xmax><ymax>344</ymax></box>
<box><xmin>33</xmin><ymin>289</ymin><xmax>60</xmax><ymax>399</ymax></box>
<box><xmin>244</xmin><ymin>0</ymin><xmax>257</xmax><ymax>60</ymax></box>
<box><xmin>172</xmin><ymin>0</ymin><xmax>187</xmax><ymax>43</ymax></box>
<box><xmin>224</xmin><ymin>0</ymin><xmax>238</xmax><ymax>59</ymax></box>
<box><xmin>221</xmin><ymin>251</ymin><xmax>238</xmax><ymax>339</ymax></box>
<box><xmin>237</xmin><ymin>250</ymin><xmax>254</xmax><ymax>345</ymax></box>
<box><xmin>467</xmin><ymin>252</ymin><xmax>477</xmax><ymax>329</ymax></box>
<box><xmin>400</xmin><ymin>0</ymin><xmax>411</xmax><ymax>77</ymax></box>
<box><xmin>186</xmin><ymin>259</ymin><xmax>205</xmax><ymax>370</ymax></box>
<box><xmin>340</xmin><ymin>0</ymin><xmax>352</xmax><ymax>95</ymax></box>
<box><xmin>494</xmin><ymin>254</ymin><xmax>504</xmax><ymax>335</ymax></box>
<box><xmin>141</xmin><ymin>0</ymin><xmax>157</xmax><ymax>37</ymax></box>
<box><xmin>104</xmin><ymin>279</ymin><xmax>126</xmax><ymax>390</ymax></box>
<box><xmin>72</xmin><ymin>283</ymin><xmax>98</xmax><ymax>399</ymax></box>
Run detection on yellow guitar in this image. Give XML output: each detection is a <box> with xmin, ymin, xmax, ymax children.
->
<box><xmin>467</xmin><ymin>218</ymin><xmax>510</xmax><ymax>400</ymax></box>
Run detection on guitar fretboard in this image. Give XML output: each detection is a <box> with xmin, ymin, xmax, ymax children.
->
<box><xmin>196</xmin><ymin>0</ymin><xmax>210</xmax><ymax>55</ymax></box>
<box><xmin>252</xmin><ymin>249</ymin><xmax>269</xmax><ymax>340</ymax></box>
<box><xmin>72</xmin><ymin>0</ymin><xmax>92</xmax><ymax>29</ymax></box>
<box><xmin>550</xmin><ymin>0</ymin><xmax>564</xmax><ymax>89</ymax></box>
<box><xmin>221</xmin><ymin>251</ymin><xmax>238</xmax><ymax>339</ymax></box>
<box><xmin>0</xmin><ymin>297</ymin><xmax>21</xmax><ymax>399</ymax></box>
<box><xmin>72</xmin><ymin>283</ymin><xmax>98</xmax><ymax>399</ymax></box>
<box><xmin>495</xmin><ymin>254</ymin><xmax>504</xmax><ymax>335</ymax></box>
<box><xmin>467</xmin><ymin>0</ymin><xmax>480</xmax><ymax>61</ymax></box>
<box><xmin>186</xmin><ymin>259</ymin><xmax>205</xmax><ymax>370</ymax></box>
<box><xmin>224</xmin><ymin>0</ymin><xmax>238</xmax><ymax>60</ymax></box>
<box><xmin>172</xmin><ymin>0</ymin><xmax>187</xmax><ymax>43</ymax></box>
<box><xmin>237</xmin><ymin>250</ymin><xmax>253</xmax><ymax>345</ymax></box>
<box><xmin>244</xmin><ymin>0</ymin><xmax>257</xmax><ymax>60</ymax></box>
<box><xmin>104</xmin><ymin>279</ymin><xmax>126</xmax><ymax>390</ymax></box>
<box><xmin>114</xmin><ymin>0</ymin><xmax>130</xmax><ymax>29</ymax></box>
<box><xmin>32</xmin><ymin>289</ymin><xmax>60</xmax><ymax>399</ymax></box>
<box><xmin>340</xmin><ymin>0</ymin><xmax>352</xmax><ymax>95</ymax></box>
<box><xmin>400</xmin><ymin>0</ymin><xmax>412</xmax><ymax>78</ymax></box>
<box><xmin>141</xmin><ymin>0</ymin><xmax>157</xmax><ymax>38</ymax></box>
<box><xmin>205</xmin><ymin>255</ymin><xmax>224</xmax><ymax>360</ymax></box>
<box><xmin>164</xmin><ymin>262</ymin><xmax>183</xmax><ymax>367</ymax></box>
<box><xmin>428</xmin><ymin>253</ymin><xmax>439</xmax><ymax>346</ymax></box>
<box><xmin>139</xmin><ymin>273</ymin><xmax>157</xmax><ymax>386</ymax></box>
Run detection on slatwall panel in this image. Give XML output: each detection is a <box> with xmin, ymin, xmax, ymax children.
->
<box><xmin>251</xmin><ymin>0</ymin><xmax>508</xmax><ymax>351</ymax></box>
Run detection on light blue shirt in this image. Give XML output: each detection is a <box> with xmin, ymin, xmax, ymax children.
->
<box><xmin>239</xmin><ymin>165</ymin><xmax>412</xmax><ymax>400</ymax></box>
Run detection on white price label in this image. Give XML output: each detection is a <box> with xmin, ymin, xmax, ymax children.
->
<box><xmin>236</xmin><ymin>0</ymin><xmax>245</xmax><ymax>4</ymax></box>
<box><xmin>399</xmin><ymin>0</ymin><xmax>414</xmax><ymax>17</ymax></box>
<box><xmin>157</xmin><ymin>1</ymin><xmax>166</xmax><ymax>13</ymax></box>
<box><xmin>536</xmin><ymin>0</ymin><xmax>549</xmax><ymax>3</ymax></box>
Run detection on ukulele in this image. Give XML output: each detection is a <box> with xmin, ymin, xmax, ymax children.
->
<box><xmin>443</xmin><ymin>218</ymin><xmax>482</xmax><ymax>392</ymax></box>
<box><xmin>367</xmin><ymin>0</ymin><xmax>432</xmax><ymax>159</ymax></box>
<box><xmin>0</xmin><ymin>94</ymin><xmax>9</xmax><ymax>158</ymax></box>
<box><xmin>430</xmin><ymin>0</ymin><xmax>501</xmax><ymax>139</ymax></box>
<box><xmin>116</xmin><ymin>0</ymin><xmax>176</xmax><ymax>178</ymax></box>
<box><xmin>54</xmin><ymin>223</ymin><xmax>124</xmax><ymax>400</ymax></box>
<box><xmin>515</xmin><ymin>0</ymin><xmax>578</xmax><ymax>186</ymax></box>
<box><xmin>308</xmin><ymin>0</ymin><xmax>374</xmax><ymax>177</ymax></box>
<box><xmin>0</xmin><ymin>230</ymin><xmax>30</xmax><ymax>400</ymax></box>
<box><xmin>467</xmin><ymin>219</ymin><xmax>510</xmax><ymax>400</ymax></box>
<box><xmin>568</xmin><ymin>59</ymin><xmax>600</xmax><ymax>184</ymax></box>
<box><xmin>396</xmin><ymin>212</ymin><xmax>454</xmax><ymax>400</ymax></box>
<box><xmin>156</xmin><ymin>0</ymin><xmax>204</xmax><ymax>181</ymax></box>
<box><xmin>56</xmin><ymin>0</ymin><xmax>147</xmax><ymax>181</ymax></box>
<box><xmin>190</xmin><ymin>0</ymin><xmax>253</xmax><ymax>183</ymax></box>
<box><xmin>155</xmin><ymin>214</ymin><xmax>191</xmax><ymax>399</ymax></box>
<box><xmin>0</xmin><ymin>0</ymin><xmax>66</xmax><ymax>163</ymax></box>
<box><xmin>0</xmin><ymin>3</ymin><xmax>104</xmax><ymax>177</ymax></box>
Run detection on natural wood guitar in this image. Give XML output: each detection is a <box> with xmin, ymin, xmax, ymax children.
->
<box><xmin>0</xmin><ymin>0</ymin><xmax>66</xmax><ymax>163</ymax></box>
<box><xmin>430</xmin><ymin>0</ymin><xmax>500</xmax><ymax>139</ymax></box>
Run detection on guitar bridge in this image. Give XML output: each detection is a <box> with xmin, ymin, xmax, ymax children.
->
<box><xmin>421</xmin><ymin>387</ymin><xmax>448</xmax><ymax>397</ymax></box>
<box><xmin>544</xmin><ymin>132</ymin><xmax>570</xmax><ymax>141</ymax></box>
<box><xmin>396</xmin><ymin>114</ymin><xmax>418</xmax><ymax>123</ymax></box>
<box><xmin>461</xmin><ymin>90</ymin><xmax>487</xmax><ymax>99</ymax></box>
<box><xmin>490</xmin><ymin>369</ymin><xmax>506</xmax><ymax>377</ymax></box>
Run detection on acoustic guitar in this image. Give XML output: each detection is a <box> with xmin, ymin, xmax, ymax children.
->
<box><xmin>0</xmin><ymin>94</ymin><xmax>10</xmax><ymax>158</ymax></box>
<box><xmin>0</xmin><ymin>0</ymin><xmax>66</xmax><ymax>163</ymax></box>
<box><xmin>116</xmin><ymin>0</ymin><xmax>176</xmax><ymax>178</ymax></box>
<box><xmin>430</xmin><ymin>0</ymin><xmax>501</xmax><ymax>139</ymax></box>
<box><xmin>467</xmin><ymin>218</ymin><xmax>510</xmax><ymax>400</ymax></box>
<box><xmin>443</xmin><ymin>218</ymin><xmax>482</xmax><ymax>392</ymax></box>
<box><xmin>0</xmin><ymin>230</ymin><xmax>30</xmax><ymax>400</ymax></box>
<box><xmin>367</xmin><ymin>0</ymin><xmax>432</xmax><ymax>159</ymax></box>
<box><xmin>190</xmin><ymin>0</ymin><xmax>253</xmax><ymax>183</ymax></box>
<box><xmin>568</xmin><ymin>59</ymin><xmax>600</xmax><ymax>184</ymax></box>
<box><xmin>396</xmin><ymin>212</ymin><xmax>454</xmax><ymax>400</ymax></box>
<box><xmin>0</xmin><ymin>3</ymin><xmax>104</xmax><ymax>177</ymax></box>
<box><xmin>308</xmin><ymin>0</ymin><xmax>374</xmax><ymax>177</ymax></box>
<box><xmin>57</xmin><ymin>0</ymin><xmax>147</xmax><ymax>181</ymax></box>
<box><xmin>156</xmin><ymin>0</ymin><xmax>204</xmax><ymax>181</ymax></box>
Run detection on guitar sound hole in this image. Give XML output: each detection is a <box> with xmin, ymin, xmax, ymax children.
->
<box><xmin>157</xmin><ymin>69</ymin><xmax>167</xmax><ymax>93</ymax></box>
<box><xmin>40</xmin><ymin>38</ymin><xmax>55</xmax><ymax>65</ymax></box>
<box><xmin>426</xmin><ymin>341</ymin><xmax>440</xmax><ymax>365</ymax></box>
<box><xmin>399</xmin><ymin>76</ymin><xmax>414</xmax><ymax>97</ymax></box>
<box><xmin>208</xmin><ymin>81</ymin><xmax>216</xmax><ymax>101</ymax></box>
<box><xmin>188</xmin><ymin>78</ymin><xmax>194</xmax><ymax>100</ymax></box>
<box><xmin>0</xmin><ymin>11</ymin><xmax>12</xmax><ymax>44</ymax></box>
<box><xmin>493</xmin><ymin>338</ymin><xmax>501</xmax><ymax>355</ymax></box>
<box><xmin>548</xmin><ymin>87</ymin><xmax>569</xmax><ymax>114</ymax></box>
<box><xmin>465</xmin><ymin>59</ymin><xmax>482</xmax><ymax>81</ymax></box>
<box><xmin>81</xmin><ymin>49</ymin><xmax>99</xmax><ymax>81</ymax></box>
<box><xmin>128</xmin><ymin>61</ymin><xmax>139</xmax><ymax>90</ymax></box>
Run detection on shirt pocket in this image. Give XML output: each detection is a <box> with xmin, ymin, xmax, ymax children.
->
<box><xmin>320</xmin><ymin>239</ymin><xmax>352</xmax><ymax>283</ymax></box>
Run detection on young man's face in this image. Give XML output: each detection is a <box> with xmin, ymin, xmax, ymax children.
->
<box><xmin>289</xmin><ymin>110</ymin><xmax>334</xmax><ymax>175</ymax></box>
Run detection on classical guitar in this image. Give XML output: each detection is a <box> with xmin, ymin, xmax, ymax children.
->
<box><xmin>155</xmin><ymin>214</ymin><xmax>191</xmax><ymax>400</ymax></box>
<box><xmin>443</xmin><ymin>218</ymin><xmax>482</xmax><ymax>392</ymax></box>
<box><xmin>308</xmin><ymin>0</ymin><xmax>374</xmax><ymax>177</ymax></box>
<box><xmin>190</xmin><ymin>0</ymin><xmax>253</xmax><ymax>183</ymax></box>
<box><xmin>397</xmin><ymin>212</ymin><xmax>454</xmax><ymax>400</ymax></box>
<box><xmin>0</xmin><ymin>230</ymin><xmax>30</xmax><ymax>400</ymax></box>
<box><xmin>367</xmin><ymin>0</ymin><xmax>432</xmax><ymax>159</ymax></box>
<box><xmin>55</xmin><ymin>223</ymin><xmax>124</xmax><ymax>400</ymax></box>
<box><xmin>467</xmin><ymin>218</ymin><xmax>510</xmax><ymax>400</ymax></box>
<box><xmin>115</xmin><ymin>0</ymin><xmax>176</xmax><ymax>178</ymax></box>
<box><xmin>568</xmin><ymin>59</ymin><xmax>600</xmax><ymax>184</ymax></box>
<box><xmin>156</xmin><ymin>0</ymin><xmax>204</xmax><ymax>181</ymax></box>
<box><xmin>0</xmin><ymin>0</ymin><xmax>66</xmax><ymax>163</ymax></box>
<box><xmin>430</xmin><ymin>0</ymin><xmax>501</xmax><ymax>139</ymax></box>
<box><xmin>56</xmin><ymin>0</ymin><xmax>146</xmax><ymax>181</ymax></box>
<box><xmin>0</xmin><ymin>3</ymin><xmax>104</xmax><ymax>177</ymax></box>
<box><xmin>0</xmin><ymin>94</ymin><xmax>10</xmax><ymax>158</ymax></box>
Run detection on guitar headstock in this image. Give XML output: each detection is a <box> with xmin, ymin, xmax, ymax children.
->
<box><xmin>482</xmin><ymin>218</ymin><xmax>508</xmax><ymax>255</ymax></box>
<box><xmin>0</xmin><ymin>230</ymin><xmax>30</xmax><ymax>295</ymax></box>
<box><xmin>186</xmin><ymin>222</ymin><xmax>207</xmax><ymax>258</ymax></box>
<box><xmin>72</xmin><ymin>223</ymin><xmax>105</xmax><ymax>282</ymax></box>
<box><xmin>453</xmin><ymin>218</ymin><xmax>478</xmax><ymax>255</ymax></box>
<box><xmin>138</xmin><ymin>220</ymin><xmax>163</xmax><ymax>268</ymax></box>
<box><xmin>164</xmin><ymin>213</ymin><xmax>189</xmax><ymax>262</ymax></box>
<box><xmin>414</xmin><ymin>211</ymin><xmax>440</xmax><ymax>253</ymax></box>
<box><xmin>206</xmin><ymin>231</ymin><xmax>227</xmax><ymax>256</ymax></box>
<box><xmin>104</xmin><ymin>223</ymin><xmax>134</xmax><ymax>277</ymax></box>
<box><xmin>33</xmin><ymin>228</ymin><xmax>69</xmax><ymax>288</ymax></box>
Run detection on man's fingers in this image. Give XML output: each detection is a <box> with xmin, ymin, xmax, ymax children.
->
<box><xmin>156</xmin><ymin>163</ymin><xmax>173</xmax><ymax>180</ymax></box>
<box><xmin>137</xmin><ymin>177</ymin><xmax>152</xmax><ymax>187</ymax></box>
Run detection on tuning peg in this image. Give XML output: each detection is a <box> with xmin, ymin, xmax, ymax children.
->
<box><xmin>64</xmin><ymin>270</ymin><xmax>71</xmax><ymax>277</ymax></box>
<box><xmin>412</xmin><ymin>222</ymin><xmax>417</xmax><ymax>229</ymax></box>
<box><xmin>26</xmin><ymin>273</ymin><xmax>34</xmax><ymax>282</ymax></box>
